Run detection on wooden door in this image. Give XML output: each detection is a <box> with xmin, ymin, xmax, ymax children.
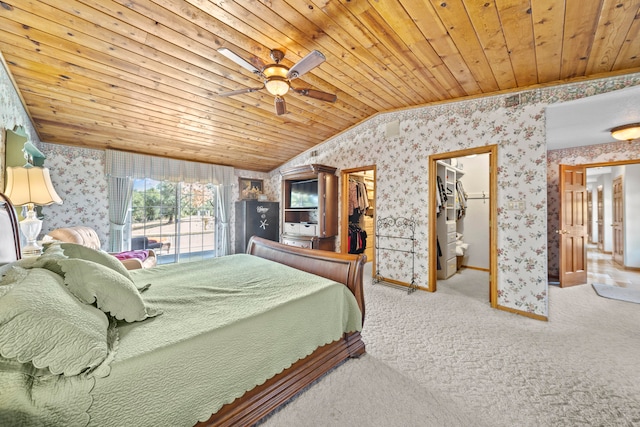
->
<box><xmin>613</xmin><ymin>176</ymin><xmax>624</xmax><ymax>265</ymax></box>
<box><xmin>597</xmin><ymin>186</ymin><xmax>604</xmax><ymax>251</ymax></box>
<box><xmin>559</xmin><ymin>165</ymin><xmax>588</xmax><ymax>287</ymax></box>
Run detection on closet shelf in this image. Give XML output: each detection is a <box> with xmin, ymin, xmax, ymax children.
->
<box><xmin>436</xmin><ymin>159</ymin><xmax>465</xmax><ymax>176</ymax></box>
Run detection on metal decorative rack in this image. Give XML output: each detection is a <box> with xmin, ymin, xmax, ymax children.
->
<box><xmin>374</xmin><ymin>216</ymin><xmax>417</xmax><ymax>294</ymax></box>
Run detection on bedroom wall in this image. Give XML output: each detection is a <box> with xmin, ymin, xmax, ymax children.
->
<box><xmin>623</xmin><ymin>165</ymin><xmax>640</xmax><ymax>268</ymax></box>
<box><xmin>3</xmin><ymin>53</ymin><xmax>640</xmax><ymax>316</ymax></box>
<box><xmin>37</xmin><ymin>143</ymin><xmax>109</xmax><ymax>244</ymax></box>
<box><xmin>0</xmin><ymin>63</ymin><xmax>40</xmax><ymax>145</ymax></box>
<box><xmin>271</xmin><ymin>72</ymin><xmax>640</xmax><ymax>318</ymax></box>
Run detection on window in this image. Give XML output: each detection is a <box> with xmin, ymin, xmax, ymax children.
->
<box><xmin>131</xmin><ymin>179</ymin><xmax>217</xmax><ymax>264</ymax></box>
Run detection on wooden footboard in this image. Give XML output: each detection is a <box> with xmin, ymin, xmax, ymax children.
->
<box><xmin>195</xmin><ymin>237</ymin><xmax>367</xmax><ymax>426</ymax></box>
<box><xmin>246</xmin><ymin>236</ymin><xmax>366</xmax><ymax>319</ymax></box>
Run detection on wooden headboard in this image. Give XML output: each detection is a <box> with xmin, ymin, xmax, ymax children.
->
<box><xmin>0</xmin><ymin>192</ymin><xmax>21</xmax><ymax>263</ymax></box>
<box><xmin>246</xmin><ymin>236</ymin><xmax>366</xmax><ymax>321</ymax></box>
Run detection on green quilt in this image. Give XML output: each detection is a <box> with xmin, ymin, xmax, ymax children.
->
<box><xmin>0</xmin><ymin>254</ymin><xmax>362</xmax><ymax>427</ymax></box>
<box><xmin>88</xmin><ymin>254</ymin><xmax>362</xmax><ymax>426</ymax></box>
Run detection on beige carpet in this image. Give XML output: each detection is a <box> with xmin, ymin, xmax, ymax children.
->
<box><xmin>259</xmin><ymin>354</ymin><xmax>484</xmax><ymax>427</ymax></box>
<box><xmin>261</xmin><ymin>265</ymin><xmax>640</xmax><ymax>426</ymax></box>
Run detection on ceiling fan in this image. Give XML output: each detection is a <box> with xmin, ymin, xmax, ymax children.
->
<box><xmin>217</xmin><ymin>47</ymin><xmax>337</xmax><ymax>116</ymax></box>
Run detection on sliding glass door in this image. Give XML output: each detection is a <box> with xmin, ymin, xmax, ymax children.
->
<box><xmin>130</xmin><ymin>179</ymin><xmax>217</xmax><ymax>264</ymax></box>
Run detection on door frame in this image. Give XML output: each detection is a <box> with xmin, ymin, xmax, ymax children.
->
<box><xmin>428</xmin><ymin>145</ymin><xmax>498</xmax><ymax>307</ymax></box>
<box><xmin>341</xmin><ymin>165</ymin><xmax>376</xmax><ymax>274</ymax></box>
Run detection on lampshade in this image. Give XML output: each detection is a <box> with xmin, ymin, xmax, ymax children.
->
<box><xmin>4</xmin><ymin>166</ymin><xmax>63</xmax><ymax>206</ymax></box>
<box><xmin>610</xmin><ymin>123</ymin><xmax>640</xmax><ymax>141</ymax></box>
<box><xmin>4</xmin><ymin>166</ymin><xmax>62</xmax><ymax>256</ymax></box>
<box><xmin>263</xmin><ymin>64</ymin><xmax>290</xmax><ymax>96</ymax></box>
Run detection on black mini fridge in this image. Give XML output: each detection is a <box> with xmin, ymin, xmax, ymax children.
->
<box><xmin>235</xmin><ymin>200</ymin><xmax>280</xmax><ymax>254</ymax></box>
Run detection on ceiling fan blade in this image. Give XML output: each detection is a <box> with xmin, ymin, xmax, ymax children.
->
<box><xmin>274</xmin><ymin>96</ymin><xmax>287</xmax><ymax>116</ymax></box>
<box><xmin>217</xmin><ymin>48</ymin><xmax>263</xmax><ymax>76</ymax></box>
<box><xmin>292</xmin><ymin>88</ymin><xmax>337</xmax><ymax>103</ymax></box>
<box><xmin>218</xmin><ymin>86</ymin><xmax>264</xmax><ymax>97</ymax></box>
<box><xmin>286</xmin><ymin>50</ymin><xmax>326</xmax><ymax>80</ymax></box>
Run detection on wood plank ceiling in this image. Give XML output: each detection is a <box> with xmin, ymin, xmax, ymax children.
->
<box><xmin>1</xmin><ymin>0</ymin><xmax>639</xmax><ymax>172</ymax></box>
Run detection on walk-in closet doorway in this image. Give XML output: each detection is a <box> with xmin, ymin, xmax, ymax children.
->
<box><xmin>429</xmin><ymin>146</ymin><xmax>497</xmax><ymax>307</ymax></box>
<box><xmin>341</xmin><ymin>166</ymin><xmax>376</xmax><ymax>274</ymax></box>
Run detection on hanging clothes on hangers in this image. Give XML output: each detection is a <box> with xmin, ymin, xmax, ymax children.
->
<box><xmin>348</xmin><ymin>223</ymin><xmax>367</xmax><ymax>254</ymax></box>
<box><xmin>348</xmin><ymin>178</ymin><xmax>369</xmax><ymax>216</ymax></box>
<box><xmin>436</xmin><ymin>175</ymin><xmax>448</xmax><ymax>216</ymax></box>
<box><xmin>456</xmin><ymin>180</ymin><xmax>468</xmax><ymax>219</ymax></box>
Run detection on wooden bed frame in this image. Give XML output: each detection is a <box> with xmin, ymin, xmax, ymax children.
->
<box><xmin>196</xmin><ymin>236</ymin><xmax>367</xmax><ymax>426</ymax></box>
<box><xmin>0</xmin><ymin>193</ymin><xmax>366</xmax><ymax>426</ymax></box>
<box><xmin>0</xmin><ymin>192</ymin><xmax>21</xmax><ymax>263</ymax></box>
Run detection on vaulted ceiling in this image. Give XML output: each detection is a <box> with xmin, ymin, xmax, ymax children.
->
<box><xmin>1</xmin><ymin>1</ymin><xmax>639</xmax><ymax>172</ymax></box>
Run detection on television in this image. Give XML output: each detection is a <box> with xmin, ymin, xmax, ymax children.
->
<box><xmin>290</xmin><ymin>179</ymin><xmax>318</xmax><ymax>208</ymax></box>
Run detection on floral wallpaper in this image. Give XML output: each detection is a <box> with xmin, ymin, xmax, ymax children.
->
<box><xmin>38</xmin><ymin>143</ymin><xmax>110</xmax><ymax>247</ymax></box>
<box><xmin>0</xmin><ymin>79</ymin><xmax>37</xmax><ymax>142</ymax></box>
<box><xmin>270</xmin><ymin>98</ymin><xmax>550</xmax><ymax>315</ymax></box>
<box><xmin>547</xmin><ymin>140</ymin><xmax>640</xmax><ymax>278</ymax></box>
<box><xmin>2</xmin><ymin>52</ymin><xmax>639</xmax><ymax>317</ymax></box>
<box><xmin>271</xmin><ymin>72</ymin><xmax>640</xmax><ymax>318</ymax></box>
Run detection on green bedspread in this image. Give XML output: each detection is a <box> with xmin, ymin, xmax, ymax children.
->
<box><xmin>86</xmin><ymin>254</ymin><xmax>362</xmax><ymax>426</ymax></box>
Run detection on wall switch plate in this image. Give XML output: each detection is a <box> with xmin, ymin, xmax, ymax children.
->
<box><xmin>507</xmin><ymin>201</ymin><xmax>525</xmax><ymax>210</ymax></box>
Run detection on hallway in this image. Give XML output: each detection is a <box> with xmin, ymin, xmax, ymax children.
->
<box><xmin>587</xmin><ymin>244</ymin><xmax>640</xmax><ymax>291</ymax></box>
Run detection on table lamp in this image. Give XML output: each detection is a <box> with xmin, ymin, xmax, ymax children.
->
<box><xmin>4</xmin><ymin>165</ymin><xmax>63</xmax><ymax>256</ymax></box>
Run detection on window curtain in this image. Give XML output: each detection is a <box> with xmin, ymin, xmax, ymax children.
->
<box><xmin>105</xmin><ymin>150</ymin><xmax>235</xmax><ymax>255</ymax></box>
<box><xmin>216</xmin><ymin>183</ymin><xmax>232</xmax><ymax>256</ymax></box>
<box><xmin>107</xmin><ymin>176</ymin><xmax>134</xmax><ymax>252</ymax></box>
<box><xmin>105</xmin><ymin>149</ymin><xmax>233</xmax><ymax>184</ymax></box>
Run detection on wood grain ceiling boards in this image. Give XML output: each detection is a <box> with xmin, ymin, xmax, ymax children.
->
<box><xmin>1</xmin><ymin>0</ymin><xmax>639</xmax><ymax>172</ymax></box>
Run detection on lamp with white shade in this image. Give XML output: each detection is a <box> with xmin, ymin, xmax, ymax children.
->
<box><xmin>4</xmin><ymin>165</ymin><xmax>63</xmax><ymax>256</ymax></box>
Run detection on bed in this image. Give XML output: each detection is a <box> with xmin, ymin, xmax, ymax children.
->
<box><xmin>0</xmin><ymin>193</ymin><xmax>366</xmax><ymax>427</ymax></box>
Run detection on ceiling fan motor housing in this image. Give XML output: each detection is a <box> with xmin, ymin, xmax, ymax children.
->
<box><xmin>270</xmin><ymin>49</ymin><xmax>285</xmax><ymax>63</ymax></box>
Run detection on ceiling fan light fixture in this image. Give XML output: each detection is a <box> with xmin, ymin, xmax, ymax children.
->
<box><xmin>263</xmin><ymin>64</ymin><xmax>290</xmax><ymax>96</ymax></box>
<box><xmin>264</xmin><ymin>77</ymin><xmax>290</xmax><ymax>96</ymax></box>
<box><xmin>611</xmin><ymin>123</ymin><xmax>640</xmax><ymax>142</ymax></box>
